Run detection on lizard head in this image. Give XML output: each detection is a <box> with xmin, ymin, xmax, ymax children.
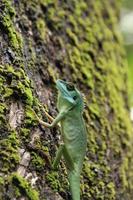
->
<box><xmin>56</xmin><ymin>79</ymin><xmax>84</xmax><ymax>111</ymax></box>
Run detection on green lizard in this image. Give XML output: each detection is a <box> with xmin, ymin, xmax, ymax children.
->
<box><xmin>32</xmin><ymin>79</ymin><xmax>87</xmax><ymax>200</ymax></box>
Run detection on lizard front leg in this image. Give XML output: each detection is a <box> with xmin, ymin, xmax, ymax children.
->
<box><xmin>41</xmin><ymin>107</ymin><xmax>54</xmax><ymax>123</ymax></box>
<box><xmin>29</xmin><ymin>107</ymin><xmax>66</xmax><ymax>128</ymax></box>
<box><xmin>30</xmin><ymin>107</ymin><xmax>73</xmax><ymax>128</ymax></box>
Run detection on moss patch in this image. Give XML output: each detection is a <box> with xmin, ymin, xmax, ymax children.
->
<box><xmin>46</xmin><ymin>171</ymin><xmax>61</xmax><ymax>192</ymax></box>
<box><xmin>11</xmin><ymin>173</ymin><xmax>39</xmax><ymax>200</ymax></box>
<box><xmin>0</xmin><ymin>0</ymin><xmax>23</xmax><ymax>52</ymax></box>
<box><xmin>36</xmin><ymin>18</ymin><xmax>46</xmax><ymax>40</ymax></box>
<box><xmin>0</xmin><ymin>65</ymin><xmax>33</xmax><ymax>106</ymax></box>
<box><xmin>31</xmin><ymin>152</ymin><xmax>45</xmax><ymax>171</ymax></box>
<box><xmin>0</xmin><ymin>131</ymin><xmax>20</xmax><ymax>173</ymax></box>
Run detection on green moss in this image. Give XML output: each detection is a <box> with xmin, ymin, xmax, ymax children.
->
<box><xmin>6</xmin><ymin>65</ymin><xmax>15</xmax><ymax>73</ymax></box>
<box><xmin>119</xmin><ymin>157</ymin><xmax>129</xmax><ymax>188</ymax></box>
<box><xmin>0</xmin><ymin>103</ymin><xmax>6</xmax><ymax>124</ymax></box>
<box><xmin>0</xmin><ymin>177</ymin><xmax>4</xmax><ymax>185</ymax></box>
<box><xmin>2</xmin><ymin>0</ymin><xmax>15</xmax><ymax>17</ymax></box>
<box><xmin>0</xmin><ymin>77</ymin><xmax>4</xmax><ymax>87</ymax></box>
<box><xmin>25</xmin><ymin>106</ymin><xmax>37</xmax><ymax>125</ymax></box>
<box><xmin>66</xmin><ymin>28</ymin><xmax>79</xmax><ymax>46</ymax></box>
<box><xmin>0</xmin><ymin>177</ymin><xmax>4</xmax><ymax>199</ymax></box>
<box><xmin>106</xmin><ymin>182</ymin><xmax>116</xmax><ymax>199</ymax></box>
<box><xmin>20</xmin><ymin>128</ymin><xmax>30</xmax><ymax>138</ymax></box>
<box><xmin>89</xmin><ymin>102</ymin><xmax>100</xmax><ymax>117</ymax></box>
<box><xmin>0</xmin><ymin>65</ymin><xmax>34</xmax><ymax>105</ymax></box>
<box><xmin>31</xmin><ymin>152</ymin><xmax>45</xmax><ymax>171</ymax></box>
<box><xmin>20</xmin><ymin>128</ymin><xmax>31</xmax><ymax>143</ymax></box>
<box><xmin>83</xmin><ymin>161</ymin><xmax>116</xmax><ymax>199</ymax></box>
<box><xmin>39</xmin><ymin>0</ymin><xmax>54</xmax><ymax>6</ymax></box>
<box><xmin>24</xmin><ymin>87</ymin><xmax>34</xmax><ymax>105</ymax></box>
<box><xmin>47</xmin><ymin>65</ymin><xmax>59</xmax><ymax>82</ymax></box>
<box><xmin>1</xmin><ymin>0</ymin><xmax>23</xmax><ymax>51</ymax></box>
<box><xmin>0</xmin><ymin>131</ymin><xmax>20</xmax><ymax>172</ymax></box>
<box><xmin>16</xmin><ymin>81</ymin><xmax>33</xmax><ymax>105</ymax></box>
<box><xmin>46</xmin><ymin>171</ymin><xmax>61</xmax><ymax>192</ymax></box>
<box><xmin>11</xmin><ymin>173</ymin><xmax>39</xmax><ymax>200</ymax></box>
<box><xmin>36</xmin><ymin>18</ymin><xmax>46</xmax><ymax>40</ymax></box>
<box><xmin>0</xmin><ymin>103</ymin><xmax>6</xmax><ymax>114</ymax></box>
<box><xmin>3</xmin><ymin>88</ymin><xmax>13</xmax><ymax>98</ymax></box>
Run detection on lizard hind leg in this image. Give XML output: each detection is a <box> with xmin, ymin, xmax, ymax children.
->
<box><xmin>68</xmin><ymin>170</ymin><xmax>80</xmax><ymax>200</ymax></box>
<box><xmin>52</xmin><ymin>144</ymin><xmax>64</xmax><ymax>170</ymax></box>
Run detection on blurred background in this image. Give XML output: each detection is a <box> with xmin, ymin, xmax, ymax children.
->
<box><xmin>121</xmin><ymin>0</ymin><xmax>133</xmax><ymax>107</ymax></box>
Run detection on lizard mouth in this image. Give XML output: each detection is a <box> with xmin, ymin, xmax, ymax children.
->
<box><xmin>56</xmin><ymin>80</ymin><xmax>75</xmax><ymax>104</ymax></box>
<box><xmin>56</xmin><ymin>79</ymin><xmax>75</xmax><ymax>104</ymax></box>
<box><xmin>56</xmin><ymin>79</ymin><xmax>68</xmax><ymax>93</ymax></box>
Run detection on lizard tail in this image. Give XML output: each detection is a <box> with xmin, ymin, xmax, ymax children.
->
<box><xmin>68</xmin><ymin>171</ymin><xmax>80</xmax><ymax>200</ymax></box>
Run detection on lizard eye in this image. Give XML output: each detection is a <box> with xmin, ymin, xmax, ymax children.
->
<box><xmin>66</xmin><ymin>84</ymin><xmax>75</xmax><ymax>91</ymax></box>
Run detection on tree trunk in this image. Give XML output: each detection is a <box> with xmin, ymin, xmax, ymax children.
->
<box><xmin>0</xmin><ymin>0</ymin><xmax>133</xmax><ymax>200</ymax></box>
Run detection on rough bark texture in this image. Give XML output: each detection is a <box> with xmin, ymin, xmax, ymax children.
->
<box><xmin>0</xmin><ymin>0</ymin><xmax>133</xmax><ymax>200</ymax></box>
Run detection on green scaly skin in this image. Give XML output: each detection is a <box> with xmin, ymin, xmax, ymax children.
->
<box><xmin>34</xmin><ymin>79</ymin><xmax>87</xmax><ymax>200</ymax></box>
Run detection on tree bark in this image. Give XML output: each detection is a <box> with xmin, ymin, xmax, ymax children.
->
<box><xmin>0</xmin><ymin>0</ymin><xmax>133</xmax><ymax>200</ymax></box>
